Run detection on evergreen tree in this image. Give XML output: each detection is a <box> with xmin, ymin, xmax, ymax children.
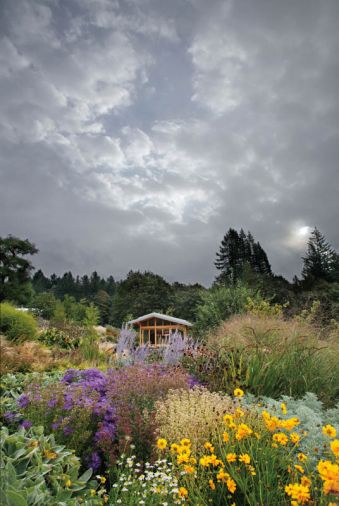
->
<box><xmin>302</xmin><ymin>228</ymin><xmax>337</xmax><ymax>283</ymax></box>
<box><xmin>215</xmin><ymin>228</ymin><xmax>272</xmax><ymax>284</ymax></box>
<box><xmin>0</xmin><ymin>235</ymin><xmax>38</xmax><ymax>304</ymax></box>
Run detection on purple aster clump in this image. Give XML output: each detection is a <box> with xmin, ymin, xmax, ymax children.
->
<box><xmin>17</xmin><ymin>394</ymin><xmax>30</xmax><ymax>409</ymax></box>
<box><xmin>86</xmin><ymin>451</ymin><xmax>101</xmax><ymax>472</ymax></box>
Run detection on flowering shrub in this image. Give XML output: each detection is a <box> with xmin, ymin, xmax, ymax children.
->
<box><xmin>105</xmin><ymin>364</ymin><xmax>196</xmax><ymax>461</ymax></box>
<box><xmin>17</xmin><ymin>365</ymin><xmax>195</xmax><ymax>469</ymax></box>
<box><xmin>0</xmin><ymin>425</ymin><xmax>106</xmax><ymax>505</ymax></box>
<box><xmin>153</xmin><ymin>390</ymin><xmax>339</xmax><ymax>505</ymax></box>
<box><xmin>155</xmin><ymin>387</ymin><xmax>232</xmax><ymax>453</ymax></box>
<box><xmin>38</xmin><ymin>326</ymin><xmax>83</xmax><ymax>349</ymax></box>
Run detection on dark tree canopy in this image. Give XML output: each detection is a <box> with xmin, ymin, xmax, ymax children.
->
<box><xmin>111</xmin><ymin>270</ymin><xmax>173</xmax><ymax>326</ymax></box>
<box><xmin>215</xmin><ymin>228</ymin><xmax>271</xmax><ymax>284</ymax></box>
<box><xmin>0</xmin><ymin>235</ymin><xmax>38</xmax><ymax>304</ymax></box>
<box><xmin>302</xmin><ymin>228</ymin><xmax>338</xmax><ymax>284</ymax></box>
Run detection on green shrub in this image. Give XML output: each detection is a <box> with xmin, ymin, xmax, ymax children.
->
<box><xmin>38</xmin><ymin>326</ymin><xmax>81</xmax><ymax>349</ymax></box>
<box><xmin>0</xmin><ymin>303</ymin><xmax>37</xmax><ymax>342</ymax></box>
<box><xmin>193</xmin><ymin>284</ymin><xmax>262</xmax><ymax>337</ymax></box>
<box><xmin>0</xmin><ymin>425</ymin><xmax>106</xmax><ymax>505</ymax></box>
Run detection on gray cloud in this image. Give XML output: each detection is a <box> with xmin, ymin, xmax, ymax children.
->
<box><xmin>1</xmin><ymin>0</ymin><xmax>338</xmax><ymax>285</ymax></box>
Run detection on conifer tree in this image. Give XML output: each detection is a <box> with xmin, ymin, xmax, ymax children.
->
<box><xmin>302</xmin><ymin>228</ymin><xmax>337</xmax><ymax>283</ymax></box>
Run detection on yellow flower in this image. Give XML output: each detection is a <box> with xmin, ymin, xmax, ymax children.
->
<box><xmin>223</xmin><ymin>414</ymin><xmax>234</xmax><ymax>426</ymax></box>
<box><xmin>226</xmin><ymin>453</ymin><xmax>237</xmax><ymax>463</ymax></box>
<box><xmin>280</xmin><ymin>403</ymin><xmax>287</xmax><ymax>415</ymax></box>
<box><xmin>239</xmin><ymin>453</ymin><xmax>251</xmax><ymax>465</ymax></box>
<box><xmin>272</xmin><ymin>433</ymin><xmax>289</xmax><ymax>446</ymax></box>
<box><xmin>235</xmin><ymin>423</ymin><xmax>253</xmax><ymax>441</ymax></box>
<box><xmin>248</xmin><ymin>465</ymin><xmax>256</xmax><ymax>476</ymax></box>
<box><xmin>216</xmin><ymin>469</ymin><xmax>230</xmax><ymax>483</ymax></box>
<box><xmin>190</xmin><ymin>457</ymin><xmax>197</xmax><ymax>465</ymax></box>
<box><xmin>301</xmin><ymin>476</ymin><xmax>311</xmax><ymax>487</ymax></box>
<box><xmin>156</xmin><ymin>438</ymin><xmax>167</xmax><ymax>450</ymax></box>
<box><xmin>204</xmin><ymin>442</ymin><xmax>215</xmax><ymax>453</ymax></box>
<box><xmin>44</xmin><ymin>450</ymin><xmax>57</xmax><ymax>459</ymax></box>
<box><xmin>322</xmin><ymin>425</ymin><xmax>337</xmax><ymax>438</ymax></box>
<box><xmin>209</xmin><ymin>479</ymin><xmax>216</xmax><ymax>490</ymax></box>
<box><xmin>177</xmin><ymin>453</ymin><xmax>190</xmax><ymax>464</ymax></box>
<box><xmin>222</xmin><ymin>432</ymin><xmax>229</xmax><ymax>443</ymax></box>
<box><xmin>285</xmin><ymin>483</ymin><xmax>310</xmax><ymax>503</ymax></box>
<box><xmin>65</xmin><ymin>479</ymin><xmax>72</xmax><ymax>488</ymax></box>
<box><xmin>199</xmin><ymin>455</ymin><xmax>211</xmax><ymax>467</ymax></box>
<box><xmin>180</xmin><ymin>438</ymin><xmax>191</xmax><ymax>447</ymax></box>
<box><xmin>90</xmin><ymin>489</ymin><xmax>96</xmax><ymax>496</ymax></box>
<box><xmin>233</xmin><ymin>388</ymin><xmax>244</xmax><ymax>398</ymax></box>
<box><xmin>227</xmin><ymin>478</ymin><xmax>237</xmax><ymax>494</ymax></box>
<box><xmin>294</xmin><ymin>464</ymin><xmax>305</xmax><ymax>474</ymax></box>
<box><xmin>280</xmin><ymin>417</ymin><xmax>300</xmax><ymax>431</ymax></box>
<box><xmin>297</xmin><ymin>453</ymin><xmax>307</xmax><ymax>463</ymax></box>
<box><xmin>178</xmin><ymin>487</ymin><xmax>188</xmax><ymax>498</ymax></box>
<box><xmin>330</xmin><ymin>439</ymin><xmax>339</xmax><ymax>458</ymax></box>
<box><xmin>235</xmin><ymin>407</ymin><xmax>245</xmax><ymax>418</ymax></box>
<box><xmin>290</xmin><ymin>432</ymin><xmax>300</xmax><ymax>444</ymax></box>
<box><xmin>170</xmin><ymin>443</ymin><xmax>180</xmax><ymax>453</ymax></box>
<box><xmin>183</xmin><ymin>464</ymin><xmax>195</xmax><ymax>474</ymax></box>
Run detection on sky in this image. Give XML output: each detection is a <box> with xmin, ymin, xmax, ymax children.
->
<box><xmin>1</xmin><ymin>0</ymin><xmax>338</xmax><ymax>286</ymax></box>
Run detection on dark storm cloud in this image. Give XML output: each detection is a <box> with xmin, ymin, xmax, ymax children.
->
<box><xmin>0</xmin><ymin>0</ymin><xmax>338</xmax><ymax>284</ymax></box>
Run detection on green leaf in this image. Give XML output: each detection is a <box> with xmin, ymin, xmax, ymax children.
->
<box><xmin>78</xmin><ymin>468</ymin><xmax>92</xmax><ymax>483</ymax></box>
<box><xmin>5</xmin><ymin>490</ymin><xmax>28</xmax><ymax>506</ymax></box>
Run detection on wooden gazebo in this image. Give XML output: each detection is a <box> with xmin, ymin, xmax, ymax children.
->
<box><xmin>127</xmin><ymin>312</ymin><xmax>192</xmax><ymax>347</ymax></box>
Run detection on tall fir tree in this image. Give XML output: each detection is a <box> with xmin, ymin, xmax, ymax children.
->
<box><xmin>215</xmin><ymin>228</ymin><xmax>272</xmax><ymax>284</ymax></box>
<box><xmin>301</xmin><ymin>228</ymin><xmax>337</xmax><ymax>283</ymax></box>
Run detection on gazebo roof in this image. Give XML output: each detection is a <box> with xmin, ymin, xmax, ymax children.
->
<box><xmin>128</xmin><ymin>312</ymin><xmax>193</xmax><ymax>327</ymax></box>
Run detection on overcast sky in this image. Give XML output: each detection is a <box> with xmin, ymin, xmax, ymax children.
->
<box><xmin>1</xmin><ymin>0</ymin><xmax>338</xmax><ymax>285</ymax></box>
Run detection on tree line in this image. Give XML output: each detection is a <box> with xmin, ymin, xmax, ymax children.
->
<box><xmin>1</xmin><ymin>227</ymin><xmax>338</xmax><ymax>327</ymax></box>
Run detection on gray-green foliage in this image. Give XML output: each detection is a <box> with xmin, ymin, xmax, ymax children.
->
<box><xmin>0</xmin><ymin>426</ymin><xmax>104</xmax><ymax>505</ymax></box>
<box><xmin>0</xmin><ymin>372</ymin><xmax>63</xmax><ymax>424</ymax></box>
<box><xmin>242</xmin><ymin>392</ymin><xmax>339</xmax><ymax>466</ymax></box>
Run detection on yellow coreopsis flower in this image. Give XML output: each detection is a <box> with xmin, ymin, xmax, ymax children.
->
<box><xmin>298</xmin><ymin>453</ymin><xmax>307</xmax><ymax>462</ymax></box>
<box><xmin>301</xmin><ymin>476</ymin><xmax>311</xmax><ymax>487</ymax></box>
<box><xmin>322</xmin><ymin>425</ymin><xmax>337</xmax><ymax>438</ymax></box>
<box><xmin>235</xmin><ymin>423</ymin><xmax>253</xmax><ymax>441</ymax></box>
<box><xmin>204</xmin><ymin>442</ymin><xmax>215</xmax><ymax>453</ymax></box>
<box><xmin>170</xmin><ymin>443</ymin><xmax>180</xmax><ymax>454</ymax></box>
<box><xmin>181</xmin><ymin>438</ymin><xmax>191</xmax><ymax>447</ymax></box>
<box><xmin>280</xmin><ymin>403</ymin><xmax>287</xmax><ymax>415</ymax></box>
<box><xmin>178</xmin><ymin>487</ymin><xmax>188</xmax><ymax>498</ymax></box>
<box><xmin>183</xmin><ymin>464</ymin><xmax>195</xmax><ymax>474</ymax></box>
<box><xmin>227</xmin><ymin>478</ymin><xmax>237</xmax><ymax>494</ymax></box>
<box><xmin>330</xmin><ymin>439</ymin><xmax>339</xmax><ymax>458</ymax></box>
<box><xmin>177</xmin><ymin>453</ymin><xmax>190</xmax><ymax>464</ymax></box>
<box><xmin>290</xmin><ymin>432</ymin><xmax>300</xmax><ymax>444</ymax></box>
<box><xmin>156</xmin><ymin>438</ymin><xmax>167</xmax><ymax>450</ymax></box>
<box><xmin>233</xmin><ymin>388</ymin><xmax>244</xmax><ymax>398</ymax></box>
<box><xmin>226</xmin><ymin>453</ymin><xmax>237</xmax><ymax>463</ymax></box>
<box><xmin>223</xmin><ymin>414</ymin><xmax>234</xmax><ymax>426</ymax></box>
<box><xmin>209</xmin><ymin>479</ymin><xmax>216</xmax><ymax>490</ymax></box>
<box><xmin>294</xmin><ymin>464</ymin><xmax>305</xmax><ymax>474</ymax></box>
<box><xmin>223</xmin><ymin>432</ymin><xmax>229</xmax><ymax>443</ymax></box>
<box><xmin>272</xmin><ymin>432</ymin><xmax>288</xmax><ymax>446</ymax></box>
<box><xmin>239</xmin><ymin>453</ymin><xmax>251</xmax><ymax>465</ymax></box>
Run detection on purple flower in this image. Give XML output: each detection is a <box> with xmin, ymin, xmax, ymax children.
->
<box><xmin>4</xmin><ymin>411</ymin><xmax>16</xmax><ymax>421</ymax></box>
<box><xmin>48</xmin><ymin>398</ymin><xmax>58</xmax><ymax>408</ymax></box>
<box><xmin>20</xmin><ymin>420</ymin><xmax>32</xmax><ymax>429</ymax></box>
<box><xmin>94</xmin><ymin>421</ymin><xmax>116</xmax><ymax>444</ymax></box>
<box><xmin>63</xmin><ymin>426</ymin><xmax>73</xmax><ymax>435</ymax></box>
<box><xmin>18</xmin><ymin>394</ymin><xmax>30</xmax><ymax>408</ymax></box>
<box><xmin>86</xmin><ymin>451</ymin><xmax>101</xmax><ymax>472</ymax></box>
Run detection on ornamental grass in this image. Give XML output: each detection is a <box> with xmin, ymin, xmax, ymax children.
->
<box><xmin>154</xmin><ymin>387</ymin><xmax>233</xmax><ymax>453</ymax></box>
<box><xmin>186</xmin><ymin>313</ymin><xmax>339</xmax><ymax>406</ymax></box>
